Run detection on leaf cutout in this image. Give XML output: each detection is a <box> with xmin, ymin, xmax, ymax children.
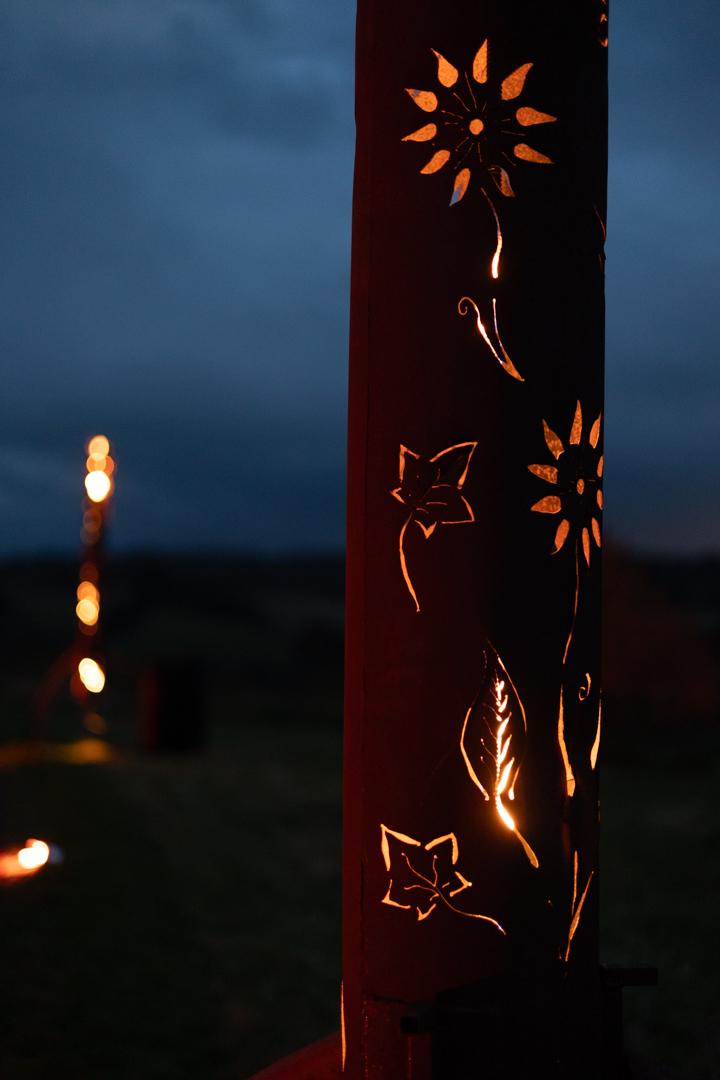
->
<box><xmin>590</xmin><ymin>701</ymin><xmax>602</xmax><ymax>770</ymax></box>
<box><xmin>582</xmin><ymin>527</ymin><xmax>591</xmax><ymax>566</ymax></box>
<box><xmin>460</xmin><ymin>643</ymin><xmax>539</xmax><ymax>868</ymax></box>
<box><xmin>402</xmin><ymin>123</ymin><xmax>437</xmax><ymax>143</ymax></box>
<box><xmin>543</xmin><ymin>421</ymin><xmax>565</xmax><ymax>459</ymax></box>
<box><xmin>532</xmin><ymin>496</ymin><xmax>562</xmax><ymax>514</ymax></box>
<box><xmin>405</xmin><ymin>88</ymin><xmax>438</xmax><ymax>112</ymax></box>
<box><xmin>597</xmin><ymin>455</ymin><xmax>604</xmax><ymax>477</ymax></box>
<box><xmin>473</xmin><ymin>40</ymin><xmax>488</xmax><ymax>84</ymax></box>
<box><xmin>379</xmin><ymin>825</ymin><xmax>505</xmax><ymax>931</ymax></box>
<box><xmin>450</xmin><ymin>167</ymin><xmax>471</xmax><ymax>205</ymax></box>
<box><xmin>569</xmin><ymin>401</ymin><xmax>583</xmax><ymax>445</ymax></box>
<box><xmin>432</xmin><ymin>49</ymin><xmax>458</xmax><ymax>87</ymax></box>
<box><xmin>528</xmin><ymin>464</ymin><xmax>558</xmax><ymax>484</ymax></box>
<box><xmin>589</xmin><ymin>413</ymin><xmax>602</xmax><ymax>449</ymax></box>
<box><xmin>553</xmin><ymin>519</ymin><xmax>571</xmax><ymax>554</ymax></box>
<box><xmin>516</xmin><ymin>106</ymin><xmax>556</xmax><ymax>126</ymax></box>
<box><xmin>514</xmin><ymin>143</ymin><xmax>553</xmax><ymax>164</ymax></box>
<box><xmin>591</xmin><ymin>517</ymin><xmax>602</xmax><ymax>547</ymax></box>
<box><xmin>421</xmin><ymin>149</ymin><xmax>450</xmax><ymax>174</ymax></box>
<box><xmin>596</xmin><ymin>489</ymin><xmax>603</xmax><ymax>510</ymax></box>
<box><xmin>489</xmin><ymin>166</ymin><xmax>515</xmax><ymax>198</ymax></box>
<box><xmin>502</xmin><ymin>62</ymin><xmax>533</xmax><ymax>100</ymax></box>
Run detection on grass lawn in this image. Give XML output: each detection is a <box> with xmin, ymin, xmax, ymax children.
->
<box><xmin>2</xmin><ymin>720</ymin><xmax>718</xmax><ymax>1078</ymax></box>
<box><xmin>0</xmin><ymin>724</ymin><xmax>342</xmax><ymax>1079</ymax></box>
<box><xmin>1</xmin><ymin>555</ymin><xmax>717</xmax><ymax>1077</ymax></box>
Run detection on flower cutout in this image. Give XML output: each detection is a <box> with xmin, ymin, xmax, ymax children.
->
<box><xmin>402</xmin><ymin>40</ymin><xmax>556</xmax><ymax>209</ymax></box>
<box><xmin>529</xmin><ymin>402</ymin><xmax>603</xmax><ymax>569</ymax></box>
<box><xmin>599</xmin><ymin>0</ymin><xmax>608</xmax><ymax>47</ymax></box>
<box><xmin>380</xmin><ymin>825</ymin><xmax>505</xmax><ymax>932</ymax></box>
<box><xmin>391</xmin><ymin>441</ymin><xmax>476</xmax><ymax>612</ymax></box>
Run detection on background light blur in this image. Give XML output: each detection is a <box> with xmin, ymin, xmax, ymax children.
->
<box><xmin>1</xmin><ymin>0</ymin><xmax>718</xmax><ymax>557</ymax></box>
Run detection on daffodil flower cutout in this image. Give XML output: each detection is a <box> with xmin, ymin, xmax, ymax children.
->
<box><xmin>380</xmin><ymin>825</ymin><xmax>505</xmax><ymax>932</ymax></box>
<box><xmin>403</xmin><ymin>41</ymin><xmax>556</xmax><ymax>210</ymax></box>
<box><xmin>391</xmin><ymin>441</ymin><xmax>476</xmax><ymax>613</ymax></box>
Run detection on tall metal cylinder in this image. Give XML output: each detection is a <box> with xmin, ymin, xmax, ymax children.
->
<box><xmin>344</xmin><ymin>2</ymin><xmax>607</xmax><ymax>1076</ymax></box>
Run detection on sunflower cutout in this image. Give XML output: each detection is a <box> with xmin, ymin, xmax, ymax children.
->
<box><xmin>402</xmin><ymin>41</ymin><xmax>556</xmax><ymax>381</ymax></box>
<box><xmin>403</xmin><ymin>42</ymin><xmax>555</xmax><ymax>212</ymax></box>
<box><xmin>529</xmin><ymin>401</ymin><xmax>603</xmax><ymax>799</ymax></box>
<box><xmin>529</xmin><ymin>401</ymin><xmax>603</xmax><ymax>572</ymax></box>
<box><xmin>599</xmin><ymin>0</ymin><xmax>608</xmax><ymax>48</ymax></box>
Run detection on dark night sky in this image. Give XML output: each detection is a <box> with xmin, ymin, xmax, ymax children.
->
<box><xmin>1</xmin><ymin>0</ymin><xmax>718</xmax><ymax>556</ymax></box>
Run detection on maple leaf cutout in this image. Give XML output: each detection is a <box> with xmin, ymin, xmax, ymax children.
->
<box><xmin>390</xmin><ymin>441</ymin><xmax>476</xmax><ymax>612</ymax></box>
<box><xmin>379</xmin><ymin>825</ymin><xmax>504</xmax><ymax>933</ymax></box>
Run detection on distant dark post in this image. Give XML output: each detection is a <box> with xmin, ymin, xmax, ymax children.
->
<box><xmin>344</xmin><ymin>2</ymin><xmax>607</xmax><ymax>1076</ymax></box>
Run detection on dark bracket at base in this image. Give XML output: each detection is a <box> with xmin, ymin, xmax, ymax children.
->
<box><xmin>400</xmin><ymin>964</ymin><xmax>658</xmax><ymax>1080</ymax></box>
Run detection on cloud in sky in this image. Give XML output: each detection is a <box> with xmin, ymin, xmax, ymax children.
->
<box><xmin>0</xmin><ymin>0</ymin><xmax>718</xmax><ymax>554</ymax></box>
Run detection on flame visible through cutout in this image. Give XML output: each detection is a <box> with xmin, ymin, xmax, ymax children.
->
<box><xmin>460</xmin><ymin>644</ymin><xmax>539</xmax><ymax>868</ymax></box>
<box><xmin>390</xmin><ymin>442</ymin><xmax>477</xmax><ymax>612</ymax></box>
<box><xmin>565</xmin><ymin>851</ymin><xmax>594</xmax><ymax>962</ymax></box>
<box><xmin>379</xmin><ymin>826</ymin><xmax>505</xmax><ymax>932</ymax></box>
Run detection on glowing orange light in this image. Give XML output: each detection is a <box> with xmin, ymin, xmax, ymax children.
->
<box><xmin>87</xmin><ymin>435</ymin><xmax>110</xmax><ymax>459</ymax></box>
<box><xmin>76</xmin><ymin>597</ymin><xmax>99</xmax><ymax>626</ymax></box>
<box><xmin>380</xmin><ymin>825</ymin><xmax>505</xmax><ymax>932</ymax></box>
<box><xmin>557</xmin><ymin>690</ymin><xmax>576</xmax><ymax>798</ymax></box>
<box><xmin>565</xmin><ymin>851</ymin><xmax>594</xmax><ymax>962</ymax></box>
<box><xmin>460</xmin><ymin>655</ymin><xmax>539</xmax><ymax>868</ymax></box>
<box><xmin>391</xmin><ymin>441</ymin><xmax>476</xmax><ymax>612</ymax></box>
<box><xmin>84</xmin><ymin>471</ymin><xmax>112</xmax><ymax>503</ymax></box>
<box><xmin>0</xmin><ymin>839</ymin><xmax>51</xmax><ymax>881</ymax></box>
<box><xmin>17</xmin><ymin>839</ymin><xmax>50</xmax><ymax>871</ymax></box>
<box><xmin>590</xmin><ymin>700</ymin><xmax>602</xmax><ymax>770</ymax></box>
<box><xmin>78</xmin><ymin>657</ymin><xmax>105</xmax><ymax>694</ymax></box>
<box><xmin>458</xmin><ymin>296</ymin><xmax>524</xmax><ymax>381</ymax></box>
<box><xmin>77</xmin><ymin>581</ymin><xmax>99</xmax><ymax>602</ymax></box>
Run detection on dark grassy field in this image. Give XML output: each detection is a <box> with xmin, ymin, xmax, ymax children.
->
<box><xmin>0</xmin><ymin>553</ymin><xmax>718</xmax><ymax>1078</ymax></box>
